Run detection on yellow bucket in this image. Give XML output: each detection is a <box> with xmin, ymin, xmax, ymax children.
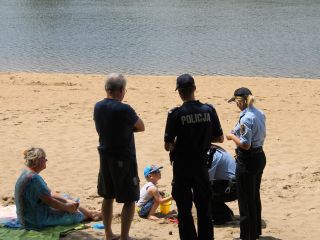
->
<box><xmin>159</xmin><ymin>200</ymin><xmax>172</xmax><ymax>214</ymax></box>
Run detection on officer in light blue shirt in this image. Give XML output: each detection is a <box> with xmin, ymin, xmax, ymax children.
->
<box><xmin>209</xmin><ymin>146</ymin><xmax>236</xmax><ymax>181</ymax></box>
<box><xmin>232</xmin><ymin>103</ymin><xmax>266</xmax><ymax>150</ymax></box>
<box><xmin>226</xmin><ymin>87</ymin><xmax>266</xmax><ymax>240</ymax></box>
<box><xmin>208</xmin><ymin>145</ymin><xmax>237</xmax><ymax>225</ymax></box>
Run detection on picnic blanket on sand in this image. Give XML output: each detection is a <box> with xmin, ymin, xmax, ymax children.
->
<box><xmin>0</xmin><ymin>205</ymin><xmax>87</xmax><ymax>240</ymax></box>
<box><xmin>0</xmin><ymin>224</ymin><xmax>87</xmax><ymax>240</ymax></box>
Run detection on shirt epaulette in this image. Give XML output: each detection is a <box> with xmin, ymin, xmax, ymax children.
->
<box><xmin>204</xmin><ymin>103</ymin><xmax>215</xmax><ymax>109</ymax></box>
<box><xmin>168</xmin><ymin>106</ymin><xmax>180</xmax><ymax>114</ymax></box>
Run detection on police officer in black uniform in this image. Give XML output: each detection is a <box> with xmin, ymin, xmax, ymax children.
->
<box><xmin>164</xmin><ymin>74</ymin><xmax>224</xmax><ymax>240</ymax></box>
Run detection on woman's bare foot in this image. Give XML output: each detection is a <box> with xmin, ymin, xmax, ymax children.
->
<box><xmin>89</xmin><ymin>211</ymin><xmax>102</xmax><ymax>221</ymax></box>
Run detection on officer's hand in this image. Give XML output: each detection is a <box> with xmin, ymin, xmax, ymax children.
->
<box><xmin>226</xmin><ymin>133</ymin><xmax>234</xmax><ymax>141</ymax></box>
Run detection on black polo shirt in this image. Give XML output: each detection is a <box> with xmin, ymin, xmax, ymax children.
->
<box><xmin>94</xmin><ymin>98</ymin><xmax>138</xmax><ymax>158</ymax></box>
<box><xmin>164</xmin><ymin>100</ymin><xmax>223</xmax><ymax>171</ymax></box>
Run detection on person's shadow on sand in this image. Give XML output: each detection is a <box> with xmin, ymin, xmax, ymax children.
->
<box><xmin>214</xmin><ymin>215</ymin><xmax>267</xmax><ymax>229</ymax></box>
<box><xmin>259</xmin><ymin>237</ymin><xmax>282</xmax><ymax>240</ymax></box>
<box><xmin>61</xmin><ymin>231</ymin><xmax>153</xmax><ymax>240</ymax></box>
<box><xmin>213</xmin><ymin>216</ymin><xmax>282</xmax><ymax>240</ymax></box>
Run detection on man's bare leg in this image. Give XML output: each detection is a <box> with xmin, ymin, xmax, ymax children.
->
<box><xmin>102</xmin><ymin>198</ymin><xmax>119</xmax><ymax>240</ymax></box>
<box><xmin>120</xmin><ymin>201</ymin><xmax>135</xmax><ymax>240</ymax></box>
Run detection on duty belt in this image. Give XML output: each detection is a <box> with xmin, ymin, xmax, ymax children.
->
<box><xmin>236</xmin><ymin>146</ymin><xmax>263</xmax><ymax>154</ymax></box>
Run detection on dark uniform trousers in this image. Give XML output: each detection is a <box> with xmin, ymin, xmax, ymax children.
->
<box><xmin>172</xmin><ymin>163</ymin><xmax>213</xmax><ymax>240</ymax></box>
<box><xmin>211</xmin><ymin>179</ymin><xmax>237</xmax><ymax>224</ymax></box>
<box><xmin>236</xmin><ymin>149</ymin><xmax>266</xmax><ymax>240</ymax></box>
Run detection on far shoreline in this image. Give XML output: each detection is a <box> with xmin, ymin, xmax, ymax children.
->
<box><xmin>1</xmin><ymin>71</ymin><xmax>319</xmax><ymax>82</ymax></box>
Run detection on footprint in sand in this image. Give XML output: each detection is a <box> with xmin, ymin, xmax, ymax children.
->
<box><xmin>53</xmin><ymin>82</ymin><xmax>77</xmax><ymax>86</ymax></box>
<box><xmin>27</xmin><ymin>81</ymin><xmax>47</xmax><ymax>86</ymax></box>
<box><xmin>2</xmin><ymin>196</ymin><xmax>15</xmax><ymax>206</ymax></box>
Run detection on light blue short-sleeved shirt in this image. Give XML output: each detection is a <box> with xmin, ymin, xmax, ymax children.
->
<box><xmin>15</xmin><ymin>170</ymin><xmax>84</xmax><ymax>230</ymax></box>
<box><xmin>208</xmin><ymin>149</ymin><xmax>236</xmax><ymax>181</ymax></box>
<box><xmin>232</xmin><ymin>106</ymin><xmax>266</xmax><ymax>148</ymax></box>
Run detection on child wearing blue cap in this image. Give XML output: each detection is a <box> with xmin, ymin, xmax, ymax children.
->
<box><xmin>136</xmin><ymin>165</ymin><xmax>172</xmax><ymax>220</ymax></box>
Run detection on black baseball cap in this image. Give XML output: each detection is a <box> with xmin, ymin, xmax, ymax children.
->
<box><xmin>228</xmin><ymin>87</ymin><xmax>252</xmax><ymax>103</ymax></box>
<box><xmin>175</xmin><ymin>74</ymin><xmax>195</xmax><ymax>90</ymax></box>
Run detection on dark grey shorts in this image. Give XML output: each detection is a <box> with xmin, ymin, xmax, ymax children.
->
<box><xmin>97</xmin><ymin>149</ymin><xmax>140</xmax><ymax>203</ymax></box>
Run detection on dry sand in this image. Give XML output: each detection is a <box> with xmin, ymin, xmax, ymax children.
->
<box><xmin>0</xmin><ymin>72</ymin><xmax>319</xmax><ymax>240</ymax></box>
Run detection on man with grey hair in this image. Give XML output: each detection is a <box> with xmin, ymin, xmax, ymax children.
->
<box><xmin>94</xmin><ymin>73</ymin><xmax>145</xmax><ymax>240</ymax></box>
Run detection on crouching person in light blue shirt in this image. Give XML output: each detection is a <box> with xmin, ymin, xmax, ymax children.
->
<box><xmin>208</xmin><ymin>144</ymin><xmax>237</xmax><ymax>225</ymax></box>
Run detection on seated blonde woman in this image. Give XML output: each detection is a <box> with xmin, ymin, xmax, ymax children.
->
<box><xmin>14</xmin><ymin>147</ymin><xmax>100</xmax><ymax>230</ymax></box>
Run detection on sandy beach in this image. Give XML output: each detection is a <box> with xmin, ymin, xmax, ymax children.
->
<box><xmin>0</xmin><ymin>72</ymin><xmax>319</xmax><ymax>240</ymax></box>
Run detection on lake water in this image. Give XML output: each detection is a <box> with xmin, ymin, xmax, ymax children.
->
<box><xmin>1</xmin><ymin>0</ymin><xmax>320</xmax><ymax>78</ymax></box>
